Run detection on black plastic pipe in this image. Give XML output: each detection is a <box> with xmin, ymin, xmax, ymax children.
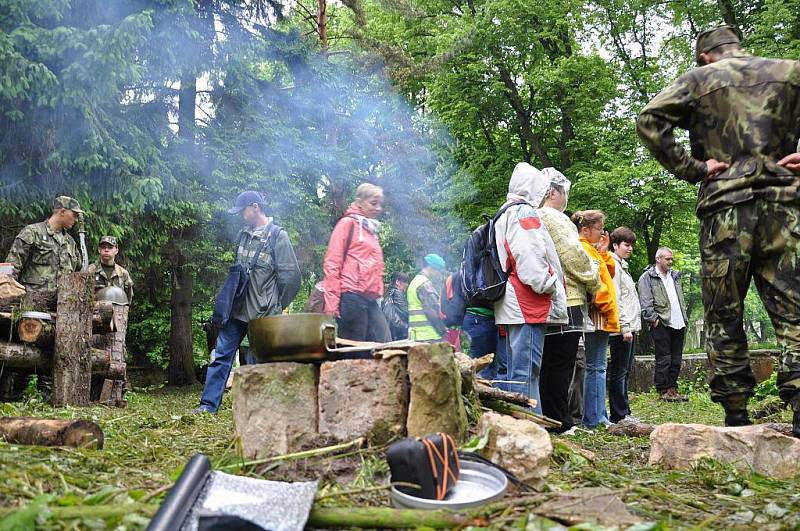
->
<box><xmin>146</xmin><ymin>453</ymin><xmax>211</xmax><ymax>531</ymax></box>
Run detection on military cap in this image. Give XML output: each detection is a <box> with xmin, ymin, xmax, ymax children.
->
<box><xmin>696</xmin><ymin>25</ymin><xmax>741</xmax><ymax>65</ymax></box>
<box><xmin>99</xmin><ymin>236</ymin><xmax>118</xmax><ymax>247</ymax></box>
<box><xmin>53</xmin><ymin>196</ymin><xmax>85</xmax><ymax>214</ymax></box>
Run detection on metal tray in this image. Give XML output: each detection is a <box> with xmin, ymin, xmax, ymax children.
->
<box><xmin>19</xmin><ymin>311</ymin><xmax>53</xmax><ymax>321</ymax></box>
<box><xmin>390</xmin><ymin>459</ymin><xmax>508</xmax><ymax>510</ymax></box>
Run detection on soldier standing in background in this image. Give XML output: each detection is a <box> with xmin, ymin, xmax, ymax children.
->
<box><xmin>87</xmin><ymin>236</ymin><xmax>134</xmax><ymax>303</ymax></box>
<box><xmin>636</xmin><ymin>26</ymin><xmax>800</xmax><ymax>435</ymax></box>
<box><xmin>6</xmin><ymin>196</ymin><xmax>83</xmax><ymax>290</ymax></box>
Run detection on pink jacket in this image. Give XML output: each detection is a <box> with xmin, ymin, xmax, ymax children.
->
<box><xmin>323</xmin><ymin>206</ymin><xmax>384</xmax><ymax>315</ymax></box>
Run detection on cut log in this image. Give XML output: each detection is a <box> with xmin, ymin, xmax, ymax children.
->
<box><xmin>0</xmin><ymin>341</ymin><xmax>119</xmax><ymax>377</ymax></box>
<box><xmin>52</xmin><ymin>273</ymin><xmax>93</xmax><ymax>406</ymax></box>
<box><xmin>17</xmin><ymin>318</ymin><xmax>55</xmax><ymax>347</ymax></box>
<box><xmin>0</xmin><ymin>416</ymin><xmax>103</xmax><ymax>448</ymax></box>
<box><xmin>607</xmin><ymin>422</ymin><xmax>656</xmax><ymax>437</ymax></box>
<box><xmin>476</xmin><ymin>383</ymin><xmax>537</xmax><ymax>409</ymax></box>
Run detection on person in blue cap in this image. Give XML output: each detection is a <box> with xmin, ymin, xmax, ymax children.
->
<box><xmin>407</xmin><ymin>253</ymin><xmax>448</xmax><ymax>341</ymax></box>
<box><xmin>193</xmin><ymin>191</ymin><xmax>301</xmax><ymax>414</ymax></box>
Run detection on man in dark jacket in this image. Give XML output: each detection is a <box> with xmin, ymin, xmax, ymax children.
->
<box><xmin>638</xmin><ymin>248</ymin><xmax>689</xmax><ymax>402</ymax></box>
<box><xmin>194</xmin><ymin>191</ymin><xmax>301</xmax><ymax>414</ymax></box>
<box><xmin>636</xmin><ymin>25</ymin><xmax>800</xmax><ymax>432</ymax></box>
<box><xmin>382</xmin><ymin>272</ymin><xmax>409</xmax><ymax>340</ymax></box>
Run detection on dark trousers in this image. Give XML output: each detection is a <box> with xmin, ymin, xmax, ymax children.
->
<box><xmin>540</xmin><ymin>331</ymin><xmax>580</xmax><ymax>432</ymax></box>
<box><xmin>338</xmin><ymin>292</ymin><xmax>391</xmax><ymax>346</ymax></box>
<box><xmin>608</xmin><ymin>333</ymin><xmax>635</xmax><ymax>422</ymax></box>
<box><xmin>652</xmin><ymin>325</ymin><xmax>686</xmax><ymax>391</ymax></box>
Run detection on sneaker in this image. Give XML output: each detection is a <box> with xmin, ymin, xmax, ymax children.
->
<box><xmin>562</xmin><ymin>426</ymin><xmax>588</xmax><ymax>436</ymax></box>
<box><xmin>190</xmin><ymin>406</ymin><xmax>216</xmax><ymax>415</ymax></box>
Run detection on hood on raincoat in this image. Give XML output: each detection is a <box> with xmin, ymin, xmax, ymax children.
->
<box><xmin>542</xmin><ymin>167</ymin><xmax>571</xmax><ymax>196</ymax></box>
<box><xmin>506</xmin><ymin>162</ymin><xmax>551</xmax><ymax>207</ymax></box>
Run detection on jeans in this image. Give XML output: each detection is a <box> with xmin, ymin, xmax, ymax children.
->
<box><xmin>338</xmin><ymin>292</ymin><xmax>391</xmax><ymax>349</ymax></box>
<box><xmin>540</xmin><ymin>331</ymin><xmax>581</xmax><ymax>432</ymax></box>
<box><xmin>608</xmin><ymin>333</ymin><xmax>635</xmax><ymax>422</ymax></box>
<box><xmin>199</xmin><ymin>318</ymin><xmax>248</xmax><ymax>412</ymax></box>
<box><xmin>652</xmin><ymin>325</ymin><xmax>686</xmax><ymax>391</ymax></box>
<box><xmin>506</xmin><ymin>323</ymin><xmax>546</xmax><ymax>414</ymax></box>
<box><xmin>582</xmin><ymin>331</ymin><xmax>610</xmax><ymax>428</ymax></box>
<box><xmin>462</xmin><ymin>313</ymin><xmax>507</xmax><ymax>380</ymax></box>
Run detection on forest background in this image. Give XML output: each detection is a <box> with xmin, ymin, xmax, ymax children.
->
<box><xmin>0</xmin><ymin>0</ymin><xmax>796</xmax><ymax>384</ymax></box>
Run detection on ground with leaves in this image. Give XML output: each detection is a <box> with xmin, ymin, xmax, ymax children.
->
<box><xmin>0</xmin><ymin>383</ymin><xmax>798</xmax><ymax>530</ymax></box>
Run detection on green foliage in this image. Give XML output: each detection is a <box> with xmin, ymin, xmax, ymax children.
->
<box><xmin>753</xmin><ymin>371</ymin><xmax>779</xmax><ymax>401</ymax></box>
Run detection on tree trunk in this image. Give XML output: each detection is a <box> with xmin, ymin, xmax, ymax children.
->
<box><xmin>0</xmin><ymin>416</ymin><xmax>103</xmax><ymax>448</ymax></box>
<box><xmin>52</xmin><ymin>272</ymin><xmax>93</xmax><ymax>406</ymax></box>
<box><xmin>317</xmin><ymin>0</ymin><xmax>328</xmax><ymax>50</ymax></box>
<box><xmin>716</xmin><ymin>0</ymin><xmax>739</xmax><ymax>33</ymax></box>
<box><xmin>168</xmin><ymin>247</ymin><xmax>197</xmax><ymax>386</ymax></box>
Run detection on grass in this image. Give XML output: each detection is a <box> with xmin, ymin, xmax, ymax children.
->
<box><xmin>0</xmin><ymin>384</ymin><xmax>798</xmax><ymax>529</ymax></box>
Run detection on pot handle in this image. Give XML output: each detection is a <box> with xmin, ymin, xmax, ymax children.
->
<box><xmin>322</xmin><ymin>323</ymin><xmax>337</xmax><ymax>351</ymax></box>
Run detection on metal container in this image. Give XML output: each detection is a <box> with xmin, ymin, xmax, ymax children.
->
<box><xmin>19</xmin><ymin>311</ymin><xmax>53</xmax><ymax>321</ymax></box>
<box><xmin>390</xmin><ymin>459</ymin><xmax>508</xmax><ymax>510</ymax></box>
<box><xmin>248</xmin><ymin>313</ymin><xmax>336</xmax><ymax>362</ymax></box>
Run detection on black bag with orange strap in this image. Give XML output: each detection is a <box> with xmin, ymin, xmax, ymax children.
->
<box><xmin>386</xmin><ymin>433</ymin><xmax>460</xmax><ymax>500</ymax></box>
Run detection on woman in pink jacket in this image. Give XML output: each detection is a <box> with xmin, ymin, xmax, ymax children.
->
<box><xmin>323</xmin><ymin>183</ymin><xmax>391</xmax><ymax>343</ymax></box>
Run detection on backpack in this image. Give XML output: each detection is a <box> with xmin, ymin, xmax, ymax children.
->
<box><xmin>460</xmin><ymin>201</ymin><xmax>525</xmax><ymax>306</ymax></box>
<box><xmin>439</xmin><ymin>271</ymin><xmax>467</xmax><ymax>327</ymax></box>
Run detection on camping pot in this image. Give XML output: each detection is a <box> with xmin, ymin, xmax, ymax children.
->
<box><xmin>248</xmin><ymin>313</ymin><xmax>337</xmax><ymax>362</ymax></box>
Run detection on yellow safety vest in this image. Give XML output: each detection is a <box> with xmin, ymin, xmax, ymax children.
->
<box><xmin>407</xmin><ymin>273</ymin><xmax>442</xmax><ymax>341</ymax></box>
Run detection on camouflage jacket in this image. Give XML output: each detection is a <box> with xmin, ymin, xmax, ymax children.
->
<box><xmin>637</xmin><ymin>53</ymin><xmax>800</xmax><ymax>217</ymax></box>
<box><xmin>5</xmin><ymin>221</ymin><xmax>80</xmax><ymax>291</ymax></box>
<box><xmin>87</xmin><ymin>260</ymin><xmax>134</xmax><ymax>303</ymax></box>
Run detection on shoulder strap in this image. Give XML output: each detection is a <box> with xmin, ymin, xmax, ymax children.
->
<box><xmin>339</xmin><ymin>217</ymin><xmax>357</xmax><ymax>270</ymax></box>
<box><xmin>245</xmin><ymin>225</ymin><xmax>281</xmax><ymax>272</ymax></box>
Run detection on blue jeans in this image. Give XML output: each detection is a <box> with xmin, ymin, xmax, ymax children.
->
<box><xmin>462</xmin><ymin>313</ymin><xmax>507</xmax><ymax>381</ymax></box>
<box><xmin>506</xmin><ymin>323</ymin><xmax>546</xmax><ymax>414</ymax></box>
<box><xmin>583</xmin><ymin>331</ymin><xmax>610</xmax><ymax>428</ymax></box>
<box><xmin>200</xmin><ymin>318</ymin><xmax>248</xmax><ymax>412</ymax></box>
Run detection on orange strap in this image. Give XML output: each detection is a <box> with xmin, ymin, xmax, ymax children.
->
<box><xmin>420</xmin><ymin>433</ymin><xmax>460</xmax><ymax>500</ymax></box>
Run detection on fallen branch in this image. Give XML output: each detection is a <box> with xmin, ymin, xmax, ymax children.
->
<box><xmin>0</xmin><ymin>502</ymin><xmax>156</xmax><ymax>520</ymax></box>
<box><xmin>482</xmin><ymin>399</ymin><xmax>560</xmax><ymax>429</ymax></box>
<box><xmin>306</xmin><ymin>507</ymin><xmax>470</xmax><ymax>528</ymax></box>
<box><xmin>219</xmin><ymin>437</ymin><xmax>364</xmax><ymax>471</ymax></box>
<box><xmin>0</xmin><ymin>417</ymin><xmax>104</xmax><ymax>449</ymax></box>
<box><xmin>476</xmin><ymin>384</ymin><xmax>536</xmax><ymax>409</ymax></box>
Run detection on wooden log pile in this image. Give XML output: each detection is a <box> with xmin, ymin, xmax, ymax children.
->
<box><xmin>0</xmin><ymin>272</ymin><xmax>127</xmax><ymax>407</ymax></box>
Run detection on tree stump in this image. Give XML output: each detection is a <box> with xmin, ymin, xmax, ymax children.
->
<box><xmin>52</xmin><ymin>272</ymin><xmax>93</xmax><ymax>406</ymax></box>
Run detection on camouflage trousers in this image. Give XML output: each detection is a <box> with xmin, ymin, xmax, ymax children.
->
<box><xmin>700</xmin><ymin>199</ymin><xmax>800</xmax><ymax>409</ymax></box>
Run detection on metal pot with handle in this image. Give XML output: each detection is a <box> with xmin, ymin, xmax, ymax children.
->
<box><xmin>248</xmin><ymin>313</ymin><xmax>415</xmax><ymax>362</ymax></box>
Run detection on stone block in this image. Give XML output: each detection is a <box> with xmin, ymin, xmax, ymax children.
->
<box><xmin>318</xmin><ymin>357</ymin><xmax>408</xmax><ymax>443</ymax></box>
<box><xmin>649</xmin><ymin>423</ymin><xmax>800</xmax><ymax>479</ymax></box>
<box><xmin>476</xmin><ymin>411</ymin><xmax>552</xmax><ymax>488</ymax></box>
<box><xmin>232</xmin><ymin>363</ymin><xmax>318</xmax><ymax>459</ymax></box>
<box><xmin>406</xmin><ymin>342</ymin><xmax>468</xmax><ymax>442</ymax></box>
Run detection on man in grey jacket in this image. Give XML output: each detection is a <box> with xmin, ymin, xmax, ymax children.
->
<box><xmin>194</xmin><ymin>191</ymin><xmax>301</xmax><ymax>414</ymax></box>
<box><xmin>638</xmin><ymin>247</ymin><xmax>689</xmax><ymax>402</ymax></box>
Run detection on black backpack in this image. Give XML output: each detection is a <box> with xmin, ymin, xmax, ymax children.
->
<box><xmin>460</xmin><ymin>201</ymin><xmax>525</xmax><ymax>306</ymax></box>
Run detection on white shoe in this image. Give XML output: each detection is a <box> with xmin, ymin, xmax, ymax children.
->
<box><xmin>616</xmin><ymin>415</ymin><xmax>642</xmax><ymax>426</ymax></box>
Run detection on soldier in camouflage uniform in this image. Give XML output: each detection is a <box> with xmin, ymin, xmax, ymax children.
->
<box><xmin>636</xmin><ymin>26</ymin><xmax>800</xmax><ymax>435</ymax></box>
<box><xmin>6</xmin><ymin>196</ymin><xmax>83</xmax><ymax>291</ymax></box>
<box><xmin>87</xmin><ymin>236</ymin><xmax>133</xmax><ymax>303</ymax></box>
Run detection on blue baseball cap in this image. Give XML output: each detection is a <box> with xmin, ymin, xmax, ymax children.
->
<box><xmin>228</xmin><ymin>191</ymin><xmax>265</xmax><ymax>214</ymax></box>
<box><xmin>424</xmin><ymin>253</ymin><xmax>446</xmax><ymax>271</ymax></box>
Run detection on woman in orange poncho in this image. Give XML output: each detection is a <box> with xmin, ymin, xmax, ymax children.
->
<box><xmin>572</xmin><ymin>210</ymin><xmax>619</xmax><ymax>428</ymax></box>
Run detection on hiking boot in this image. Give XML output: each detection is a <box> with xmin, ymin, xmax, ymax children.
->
<box><xmin>669</xmin><ymin>388</ymin><xmax>689</xmax><ymax>402</ymax></box>
<box><xmin>724</xmin><ymin>410</ymin><xmax>752</xmax><ymax>427</ymax></box>
<box><xmin>793</xmin><ymin>410</ymin><xmax>800</xmax><ymax>439</ymax></box>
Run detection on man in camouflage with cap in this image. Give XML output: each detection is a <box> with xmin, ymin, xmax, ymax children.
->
<box><xmin>636</xmin><ymin>25</ymin><xmax>800</xmax><ymax>435</ymax></box>
<box><xmin>6</xmin><ymin>196</ymin><xmax>83</xmax><ymax>291</ymax></box>
<box><xmin>87</xmin><ymin>236</ymin><xmax>133</xmax><ymax>303</ymax></box>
